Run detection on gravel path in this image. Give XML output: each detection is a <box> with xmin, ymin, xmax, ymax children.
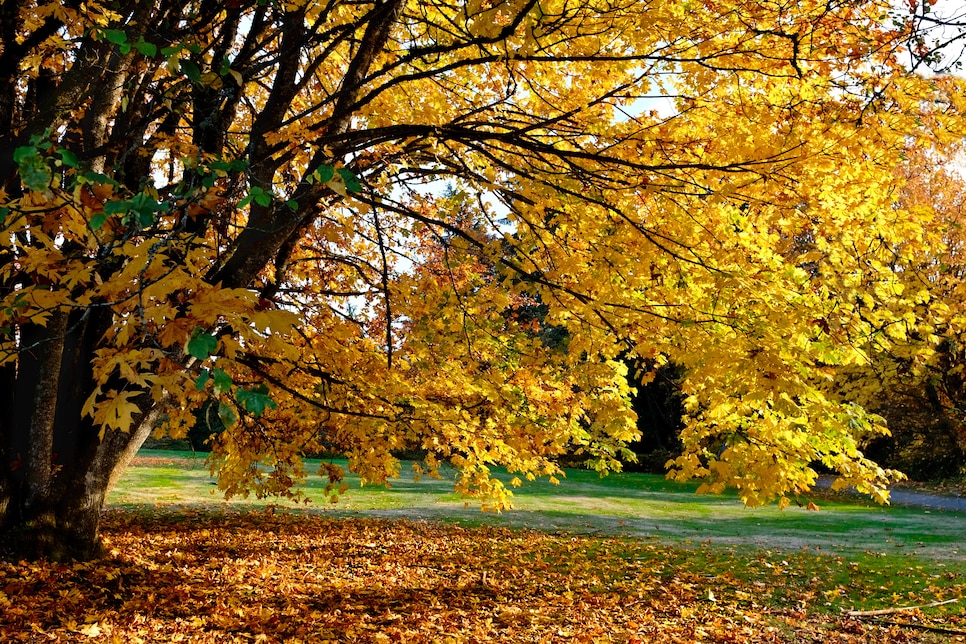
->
<box><xmin>816</xmin><ymin>476</ymin><xmax>966</xmax><ymax>512</ymax></box>
<box><xmin>887</xmin><ymin>488</ymin><xmax>966</xmax><ymax>511</ymax></box>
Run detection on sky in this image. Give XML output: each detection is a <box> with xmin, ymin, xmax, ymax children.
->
<box><xmin>914</xmin><ymin>0</ymin><xmax>966</xmax><ymax>75</ymax></box>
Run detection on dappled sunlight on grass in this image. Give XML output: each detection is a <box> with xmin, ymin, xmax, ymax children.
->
<box><xmin>111</xmin><ymin>450</ymin><xmax>966</xmax><ymax>559</ymax></box>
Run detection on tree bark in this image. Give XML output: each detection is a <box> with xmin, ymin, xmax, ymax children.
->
<box><xmin>0</xmin><ymin>306</ymin><xmax>152</xmax><ymax>561</ymax></box>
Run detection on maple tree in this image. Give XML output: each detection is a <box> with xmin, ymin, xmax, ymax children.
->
<box><xmin>1</xmin><ymin>0</ymin><xmax>964</xmax><ymax>559</ymax></box>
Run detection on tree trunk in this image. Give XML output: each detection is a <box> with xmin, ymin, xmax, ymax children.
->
<box><xmin>0</xmin><ymin>308</ymin><xmax>155</xmax><ymax>561</ymax></box>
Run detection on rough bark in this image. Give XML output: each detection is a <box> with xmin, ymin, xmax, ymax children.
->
<box><xmin>0</xmin><ymin>307</ymin><xmax>134</xmax><ymax>561</ymax></box>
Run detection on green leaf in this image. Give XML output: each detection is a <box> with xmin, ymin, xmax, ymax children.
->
<box><xmin>212</xmin><ymin>368</ymin><xmax>233</xmax><ymax>395</ymax></box>
<box><xmin>0</xmin><ymin>207</ymin><xmax>8</xmax><ymax>225</ymax></box>
<box><xmin>90</xmin><ymin>213</ymin><xmax>108</xmax><ymax>230</ymax></box>
<box><xmin>134</xmin><ymin>209</ymin><xmax>155</xmax><ymax>228</ymax></box>
<box><xmin>13</xmin><ymin>146</ymin><xmax>37</xmax><ymax>164</ymax></box>
<box><xmin>337</xmin><ymin>168</ymin><xmax>363</xmax><ymax>194</ymax></box>
<box><xmin>186</xmin><ymin>327</ymin><xmax>218</xmax><ymax>360</ymax></box>
<box><xmin>58</xmin><ymin>149</ymin><xmax>80</xmax><ymax>168</ymax></box>
<box><xmin>195</xmin><ymin>369</ymin><xmax>211</xmax><ymax>391</ymax></box>
<box><xmin>218</xmin><ymin>402</ymin><xmax>237</xmax><ymax>429</ymax></box>
<box><xmin>135</xmin><ymin>38</ymin><xmax>157</xmax><ymax>57</ymax></box>
<box><xmin>104</xmin><ymin>29</ymin><xmax>128</xmax><ymax>45</ymax></box>
<box><xmin>240</xmin><ymin>186</ymin><xmax>272</xmax><ymax>209</ymax></box>
<box><xmin>15</xmin><ymin>147</ymin><xmax>52</xmax><ymax>192</ymax></box>
<box><xmin>180</xmin><ymin>59</ymin><xmax>202</xmax><ymax>84</ymax></box>
<box><xmin>119</xmin><ymin>42</ymin><xmax>132</xmax><ymax>55</ymax></box>
<box><xmin>135</xmin><ymin>192</ymin><xmax>168</xmax><ymax>212</ymax></box>
<box><xmin>79</xmin><ymin>171</ymin><xmax>119</xmax><ymax>186</ymax></box>
<box><xmin>236</xmin><ymin>384</ymin><xmax>277</xmax><ymax>418</ymax></box>
<box><xmin>103</xmin><ymin>200</ymin><xmax>130</xmax><ymax>215</ymax></box>
<box><xmin>22</xmin><ymin>166</ymin><xmax>52</xmax><ymax>191</ymax></box>
<box><xmin>131</xmin><ymin>196</ymin><xmax>159</xmax><ymax>227</ymax></box>
<box><xmin>105</xmin><ymin>193</ymin><xmax>166</xmax><ymax>229</ymax></box>
<box><xmin>315</xmin><ymin>165</ymin><xmax>334</xmax><ymax>184</ymax></box>
<box><xmin>28</xmin><ymin>130</ymin><xmax>50</xmax><ymax>147</ymax></box>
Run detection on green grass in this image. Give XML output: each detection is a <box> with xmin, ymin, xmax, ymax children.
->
<box><xmin>110</xmin><ymin>449</ymin><xmax>966</xmax><ymax>617</ymax></box>
<box><xmin>111</xmin><ymin>449</ymin><xmax>966</xmax><ymax>555</ymax></box>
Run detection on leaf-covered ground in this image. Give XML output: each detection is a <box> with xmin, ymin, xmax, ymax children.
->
<box><xmin>1</xmin><ymin>510</ymin><xmax>963</xmax><ymax>643</ymax></box>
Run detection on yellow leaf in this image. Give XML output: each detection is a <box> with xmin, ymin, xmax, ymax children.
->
<box><xmin>79</xmin><ymin>622</ymin><xmax>102</xmax><ymax>637</ymax></box>
<box><xmin>95</xmin><ymin>390</ymin><xmax>141</xmax><ymax>434</ymax></box>
<box><xmin>326</xmin><ymin>172</ymin><xmax>347</xmax><ymax>197</ymax></box>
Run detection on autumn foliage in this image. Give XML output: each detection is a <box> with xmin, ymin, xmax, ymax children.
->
<box><xmin>2</xmin><ymin>0</ymin><xmax>966</xmax><ymax>557</ymax></box>
<box><xmin>832</xmin><ymin>149</ymin><xmax>966</xmax><ymax>479</ymax></box>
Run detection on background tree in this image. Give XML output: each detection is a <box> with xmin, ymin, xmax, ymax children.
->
<box><xmin>0</xmin><ymin>0</ymin><xmax>962</xmax><ymax>559</ymax></box>
<box><xmin>835</xmin><ymin>148</ymin><xmax>966</xmax><ymax>479</ymax></box>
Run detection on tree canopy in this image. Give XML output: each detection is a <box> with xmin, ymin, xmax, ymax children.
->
<box><xmin>1</xmin><ymin>0</ymin><xmax>964</xmax><ymax>558</ymax></box>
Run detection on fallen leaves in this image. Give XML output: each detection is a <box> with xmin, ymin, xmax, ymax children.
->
<box><xmin>0</xmin><ymin>510</ymin><xmax>961</xmax><ymax>642</ymax></box>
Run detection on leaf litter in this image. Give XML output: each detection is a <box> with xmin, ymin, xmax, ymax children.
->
<box><xmin>0</xmin><ymin>509</ymin><xmax>963</xmax><ymax>642</ymax></box>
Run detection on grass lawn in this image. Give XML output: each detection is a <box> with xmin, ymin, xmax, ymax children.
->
<box><xmin>1</xmin><ymin>449</ymin><xmax>963</xmax><ymax>642</ymax></box>
<box><xmin>112</xmin><ymin>450</ymin><xmax>966</xmax><ymax>560</ymax></box>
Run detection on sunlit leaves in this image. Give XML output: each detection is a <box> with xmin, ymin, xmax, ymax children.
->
<box><xmin>85</xmin><ymin>390</ymin><xmax>141</xmax><ymax>437</ymax></box>
<box><xmin>2</xmin><ymin>0</ymin><xmax>965</xmax><ymax>524</ymax></box>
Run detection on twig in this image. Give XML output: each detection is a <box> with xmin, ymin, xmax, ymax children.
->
<box><xmin>873</xmin><ymin>620</ymin><xmax>966</xmax><ymax>636</ymax></box>
<box><xmin>847</xmin><ymin>597</ymin><xmax>959</xmax><ymax>617</ymax></box>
